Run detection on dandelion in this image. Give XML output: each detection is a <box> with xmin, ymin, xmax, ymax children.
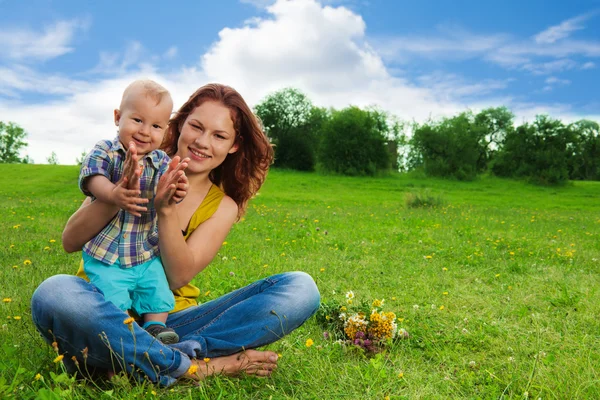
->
<box><xmin>320</xmin><ymin>268</ymin><xmax>325</xmax><ymax>272</ymax></box>
<box><xmin>442</xmin><ymin>267</ymin><xmax>448</xmax><ymax>271</ymax></box>
<box><xmin>495</xmin><ymin>274</ymin><xmax>500</xmax><ymax>278</ymax></box>
<box><xmin>204</xmin><ymin>291</ymin><xmax>211</xmax><ymax>297</ymax></box>
<box><xmin>71</xmin><ymin>356</ymin><xmax>79</xmax><ymax>366</ymax></box>
<box><xmin>372</xmin><ymin>299</ymin><xmax>385</xmax><ymax>308</ymax></box>
<box><xmin>2</xmin><ymin>298</ymin><xmax>11</xmax><ymax>303</ymax></box>
<box><xmin>13</xmin><ymin>316</ymin><xmax>21</xmax><ymax>320</ymax></box>
<box><xmin>151</xmin><ymin>390</ymin><xmax>157</xmax><ymax>396</ymax></box>
<box><xmin>439</xmin><ymin>305</ymin><xmax>444</xmax><ymax>310</ymax></box>
<box><xmin>443</xmin><ymin>292</ymin><xmax>448</xmax><ymax>295</ymax></box>
<box><xmin>51</xmin><ymin>341</ymin><xmax>59</xmax><ymax>352</ymax></box>
<box><xmin>34</xmin><ymin>373</ymin><xmax>42</xmax><ymax>381</ymax></box>
<box><xmin>187</xmin><ymin>364</ymin><xmax>198</xmax><ymax>375</ymax></box>
<box><xmin>222</xmin><ymin>241</ymin><xmax>228</xmax><ymax>245</ymax></box>
<box><xmin>24</xmin><ymin>260</ymin><xmax>32</xmax><ymax>265</ymax></box>
<box><xmin>398</xmin><ymin>371</ymin><xmax>404</xmax><ymax>378</ymax></box>
<box><xmin>13</xmin><ymin>224</ymin><xmax>20</xmax><ymax>229</ymax></box>
<box><xmin>424</xmin><ymin>255</ymin><xmax>432</xmax><ymax>259</ymax></box>
<box><xmin>44</xmin><ymin>246</ymin><xmax>50</xmax><ymax>250</ymax></box>
<box><xmin>49</xmin><ymin>239</ymin><xmax>56</xmax><ymax>243</ymax></box>
<box><xmin>123</xmin><ymin>317</ymin><xmax>135</xmax><ymax>325</ymax></box>
<box><xmin>305</xmin><ymin>338</ymin><xmax>314</xmax><ymax>347</ymax></box>
<box><xmin>204</xmin><ymin>357</ymin><xmax>210</xmax><ymax>363</ymax></box>
<box><xmin>468</xmin><ymin>360</ymin><xmax>476</xmax><ymax>368</ymax></box>
<box><xmin>53</xmin><ymin>355</ymin><xmax>64</xmax><ymax>363</ymax></box>
<box><xmin>9</xmin><ymin>244</ymin><xmax>14</xmax><ymax>248</ymax></box>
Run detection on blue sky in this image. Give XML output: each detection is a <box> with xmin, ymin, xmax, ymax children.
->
<box><xmin>0</xmin><ymin>0</ymin><xmax>598</xmax><ymax>164</ymax></box>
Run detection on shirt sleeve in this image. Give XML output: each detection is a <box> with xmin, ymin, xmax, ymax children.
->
<box><xmin>79</xmin><ymin>140</ymin><xmax>115</xmax><ymax>197</ymax></box>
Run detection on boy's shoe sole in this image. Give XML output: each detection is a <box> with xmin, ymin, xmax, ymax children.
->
<box><xmin>156</xmin><ymin>331</ymin><xmax>179</xmax><ymax>344</ymax></box>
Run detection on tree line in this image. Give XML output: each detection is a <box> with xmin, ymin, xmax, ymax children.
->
<box><xmin>2</xmin><ymin>87</ymin><xmax>599</xmax><ymax>184</ymax></box>
<box><xmin>255</xmin><ymin>88</ymin><xmax>600</xmax><ymax>184</ymax></box>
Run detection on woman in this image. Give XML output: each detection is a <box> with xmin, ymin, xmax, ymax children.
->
<box><xmin>31</xmin><ymin>84</ymin><xmax>320</xmax><ymax>386</ymax></box>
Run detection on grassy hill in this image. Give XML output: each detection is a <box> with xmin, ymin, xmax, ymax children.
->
<box><xmin>1</xmin><ymin>164</ymin><xmax>599</xmax><ymax>399</ymax></box>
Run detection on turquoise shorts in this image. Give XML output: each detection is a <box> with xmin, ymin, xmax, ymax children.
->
<box><xmin>83</xmin><ymin>252</ymin><xmax>174</xmax><ymax>315</ymax></box>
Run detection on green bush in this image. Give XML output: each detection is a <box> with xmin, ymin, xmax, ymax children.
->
<box><xmin>319</xmin><ymin>107</ymin><xmax>390</xmax><ymax>176</ymax></box>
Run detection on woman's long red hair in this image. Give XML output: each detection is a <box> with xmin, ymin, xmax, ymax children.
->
<box><xmin>161</xmin><ymin>84</ymin><xmax>273</xmax><ymax>217</ymax></box>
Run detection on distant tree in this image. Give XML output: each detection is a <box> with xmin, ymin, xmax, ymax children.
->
<box><xmin>474</xmin><ymin>107</ymin><xmax>515</xmax><ymax>167</ymax></box>
<box><xmin>409</xmin><ymin>111</ymin><xmax>488</xmax><ymax>180</ymax></box>
<box><xmin>566</xmin><ymin>119</ymin><xmax>600</xmax><ymax>180</ymax></box>
<box><xmin>255</xmin><ymin>88</ymin><xmax>322</xmax><ymax>170</ymax></box>
<box><xmin>47</xmin><ymin>151</ymin><xmax>59</xmax><ymax>165</ymax></box>
<box><xmin>255</xmin><ymin>88</ymin><xmax>313</xmax><ymax>142</ymax></box>
<box><xmin>0</xmin><ymin>121</ymin><xmax>28</xmax><ymax>163</ymax></box>
<box><xmin>319</xmin><ymin>106</ymin><xmax>390</xmax><ymax>175</ymax></box>
<box><xmin>75</xmin><ymin>150</ymin><xmax>88</xmax><ymax>166</ymax></box>
<box><xmin>493</xmin><ymin>115</ymin><xmax>571</xmax><ymax>185</ymax></box>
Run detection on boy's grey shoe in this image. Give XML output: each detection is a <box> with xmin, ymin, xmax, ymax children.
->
<box><xmin>145</xmin><ymin>324</ymin><xmax>179</xmax><ymax>344</ymax></box>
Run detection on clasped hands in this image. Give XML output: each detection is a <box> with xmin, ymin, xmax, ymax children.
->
<box><xmin>112</xmin><ymin>142</ymin><xmax>190</xmax><ymax>216</ymax></box>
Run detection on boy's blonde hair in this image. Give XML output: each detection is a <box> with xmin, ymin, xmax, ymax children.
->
<box><xmin>119</xmin><ymin>79</ymin><xmax>172</xmax><ymax>109</ymax></box>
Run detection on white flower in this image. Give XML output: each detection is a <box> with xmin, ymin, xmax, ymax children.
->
<box><xmin>413</xmin><ymin>304</ymin><xmax>419</xmax><ymax>309</ymax></box>
<box><xmin>345</xmin><ymin>291</ymin><xmax>355</xmax><ymax>299</ymax></box>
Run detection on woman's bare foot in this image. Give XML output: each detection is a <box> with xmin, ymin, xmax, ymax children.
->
<box><xmin>182</xmin><ymin>350</ymin><xmax>278</xmax><ymax>381</ymax></box>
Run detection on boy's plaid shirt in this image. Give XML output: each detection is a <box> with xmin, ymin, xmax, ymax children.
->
<box><xmin>79</xmin><ymin>138</ymin><xmax>170</xmax><ymax>268</ymax></box>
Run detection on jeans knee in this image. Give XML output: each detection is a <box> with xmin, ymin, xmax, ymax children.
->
<box><xmin>31</xmin><ymin>275</ymin><xmax>90</xmax><ymax>326</ymax></box>
<box><xmin>288</xmin><ymin>271</ymin><xmax>321</xmax><ymax>315</ymax></box>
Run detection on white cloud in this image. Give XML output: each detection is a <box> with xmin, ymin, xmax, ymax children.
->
<box><xmin>582</xmin><ymin>61</ymin><xmax>596</xmax><ymax>70</ymax></box>
<box><xmin>545</xmin><ymin>76</ymin><xmax>571</xmax><ymax>85</ymax></box>
<box><xmin>0</xmin><ymin>19</ymin><xmax>89</xmax><ymax>61</ymax></box>
<box><xmin>534</xmin><ymin>14</ymin><xmax>590</xmax><ymax>44</ymax></box>
<box><xmin>522</xmin><ymin>59</ymin><xmax>577</xmax><ymax>75</ymax></box>
<box><xmin>164</xmin><ymin>46</ymin><xmax>178</xmax><ymax>59</ymax></box>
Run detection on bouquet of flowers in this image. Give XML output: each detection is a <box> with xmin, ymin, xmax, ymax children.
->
<box><xmin>316</xmin><ymin>291</ymin><xmax>409</xmax><ymax>353</ymax></box>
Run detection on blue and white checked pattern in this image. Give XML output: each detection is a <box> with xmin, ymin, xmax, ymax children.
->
<box><xmin>79</xmin><ymin>137</ymin><xmax>170</xmax><ymax>268</ymax></box>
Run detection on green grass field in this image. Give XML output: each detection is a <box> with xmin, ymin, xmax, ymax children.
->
<box><xmin>1</xmin><ymin>164</ymin><xmax>600</xmax><ymax>399</ymax></box>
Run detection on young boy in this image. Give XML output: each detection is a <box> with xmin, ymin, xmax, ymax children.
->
<box><xmin>79</xmin><ymin>80</ymin><xmax>182</xmax><ymax>344</ymax></box>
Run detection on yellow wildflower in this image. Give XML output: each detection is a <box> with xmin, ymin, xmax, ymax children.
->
<box><xmin>9</xmin><ymin>244</ymin><xmax>14</xmax><ymax>248</ymax></box>
<box><xmin>13</xmin><ymin>316</ymin><xmax>21</xmax><ymax>320</ymax></box>
<box><xmin>187</xmin><ymin>364</ymin><xmax>198</xmax><ymax>375</ymax></box>
<box><xmin>372</xmin><ymin>299</ymin><xmax>385</xmax><ymax>308</ymax></box>
<box><xmin>204</xmin><ymin>357</ymin><xmax>210</xmax><ymax>363</ymax></box>
<box><xmin>442</xmin><ymin>267</ymin><xmax>448</xmax><ymax>271</ymax></box>
<box><xmin>320</xmin><ymin>268</ymin><xmax>325</xmax><ymax>272</ymax></box>
<box><xmin>13</xmin><ymin>224</ymin><xmax>20</xmax><ymax>229</ymax></box>
<box><xmin>24</xmin><ymin>260</ymin><xmax>32</xmax><ymax>265</ymax></box>
<box><xmin>305</xmin><ymin>338</ymin><xmax>314</xmax><ymax>347</ymax></box>
<box><xmin>49</xmin><ymin>239</ymin><xmax>56</xmax><ymax>243</ymax></box>
<box><xmin>44</xmin><ymin>246</ymin><xmax>50</xmax><ymax>251</ymax></box>
<box><xmin>439</xmin><ymin>305</ymin><xmax>444</xmax><ymax>310</ymax></box>
<box><xmin>151</xmin><ymin>390</ymin><xmax>157</xmax><ymax>396</ymax></box>
<box><xmin>34</xmin><ymin>373</ymin><xmax>42</xmax><ymax>381</ymax></box>
<box><xmin>424</xmin><ymin>255</ymin><xmax>432</xmax><ymax>259</ymax></box>
<box><xmin>204</xmin><ymin>291</ymin><xmax>211</xmax><ymax>297</ymax></box>
<box><xmin>222</xmin><ymin>241</ymin><xmax>228</xmax><ymax>245</ymax></box>
<box><xmin>123</xmin><ymin>317</ymin><xmax>135</xmax><ymax>325</ymax></box>
<box><xmin>2</xmin><ymin>298</ymin><xmax>11</xmax><ymax>303</ymax></box>
<box><xmin>398</xmin><ymin>371</ymin><xmax>404</xmax><ymax>378</ymax></box>
<box><xmin>53</xmin><ymin>355</ymin><xmax>64</xmax><ymax>363</ymax></box>
<box><xmin>443</xmin><ymin>292</ymin><xmax>448</xmax><ymax>295</ymax></box>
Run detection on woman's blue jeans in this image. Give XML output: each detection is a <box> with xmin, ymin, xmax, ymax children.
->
<box><xmin>31</xmin><ymin>272</ymin><xmax>320</xmax><ymax>387</ymax></box>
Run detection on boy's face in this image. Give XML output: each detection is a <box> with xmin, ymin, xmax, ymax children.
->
<box><xmin>114</xmin><ymin>90</ymin><xmax>172</xmax><ymax>156</ymax></box>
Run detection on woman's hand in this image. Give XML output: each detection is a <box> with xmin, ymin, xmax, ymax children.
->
<box><xmin>155</xmin><ymin>156</ymin><xmax>190</xmax><ymax>214</ymax></box>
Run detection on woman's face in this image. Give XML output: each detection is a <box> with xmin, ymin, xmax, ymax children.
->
<box><xmin>176</xmin><ymin>100</ymin><xmax>239</xmax><ymax>175</ymax></box>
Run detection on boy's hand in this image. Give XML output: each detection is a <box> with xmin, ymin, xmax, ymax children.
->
<box><xmin>110</xmin><ymin>180</ymin><xmax>148</xmax><ymax>217</ymax></box>
<box><xmin>122</xmin><ymin>141</ymin><xmax>142</xmax><ymax>191</ymax></box>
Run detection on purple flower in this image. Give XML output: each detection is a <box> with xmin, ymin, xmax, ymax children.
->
<box><xmin>355</xmin><ymin>331</ymin><xmax>366</xmax><ymax>339</ymax></box>
<box><xmin>323</xmin><ymin>331</ymin><xmax>330</xmax><ymax>340</ymax></box>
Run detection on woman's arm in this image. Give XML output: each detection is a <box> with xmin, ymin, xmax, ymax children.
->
<box><xmin>157</xmin><ymin>195</ymin><xmax>238</xmax><ymax>290</ymax></box>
